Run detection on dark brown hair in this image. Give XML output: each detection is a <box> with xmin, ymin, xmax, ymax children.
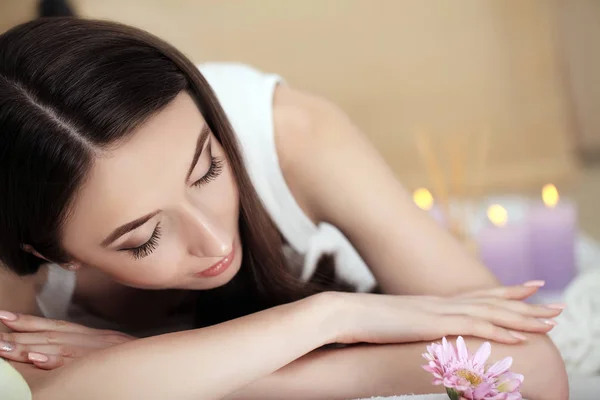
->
<box><xmin>0</xmin><ymin>18</ymin><xmax>349</xmax><ymax>326</ymax></box>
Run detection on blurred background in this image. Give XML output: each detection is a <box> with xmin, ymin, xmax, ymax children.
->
<box><xmin>1</xmin><ymin>0</ymin><xmax>599</xmax><ymax>238</ymax></box>
<box><xmin>3</xmin><ymin>1</ymin><xmax>600</xmax><ymax>387</ymax></box>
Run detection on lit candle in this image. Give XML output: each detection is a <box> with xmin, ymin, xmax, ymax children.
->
<box><xmin>477</xmin><ymin>204</ymin><xmax>533</xmax><ymax>285</ymax></box>
<box><xmin>529</xmin><ymin>184</ymin><xmax>577</xmax><ymax>291</ymax></box>
<box><xmin>413</xmin><ymin>187</ymin><xmax>447</xmax><ymax>227</ymax></box>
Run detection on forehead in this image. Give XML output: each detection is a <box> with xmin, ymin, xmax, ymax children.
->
<box><xmin>63</xmin><ymin>92</ymin><xmax>203</xmax><ymax>244</ymax></box>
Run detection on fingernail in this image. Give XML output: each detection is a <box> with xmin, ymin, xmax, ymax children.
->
<box><xmin>0</xmin><ymin>341</ymin><xmax>14</xmax><ymax>352</ymax></box>
<box><xmin>546</xmin><ymin>303</ymin><xmax>567</xmax><ymax>310</ymax></box>
<box><xmin>542</xmin><ymin>319</ymin><xmax>558</xmax><ymax>326</ymax></box>
<box><xmin>0</xmin><ymin>311</ymin><xmax>18</xmax><ymax>321</ymax></box>
<box><xmin>28</xmin><ymin>352</ymin><xmax>49</xmax><ymax>363</ymax></box>
<box><xmin>523</xmin><ymin>280</ymin><xmax>545</xmax><ymax>287</ymax></box>
<box><xmin>508</xmin><ymin>331</ymin><xmax>527</xmax><ymax>341</ymax></box>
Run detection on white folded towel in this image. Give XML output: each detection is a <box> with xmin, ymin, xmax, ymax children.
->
<box><xmin>0</xmin><ymin>358</ymin><xmax>32</xmax><ymax>400</ymax></box>
<box><xmin>358</xmin><ymin>396</ymin><xmax>446</xmax><ymax>399</ymax></box>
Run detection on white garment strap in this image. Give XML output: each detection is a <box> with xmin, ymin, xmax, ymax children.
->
<box><xmin>36</xmin><ymin>264</ymin><xmax>76</xmax><ymax>320</ymax></box>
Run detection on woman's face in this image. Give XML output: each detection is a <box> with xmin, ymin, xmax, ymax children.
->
<box><xmin>60</xmin><ymin>92</ymin><xmax>242</xmax><ymax>290</ymax></box>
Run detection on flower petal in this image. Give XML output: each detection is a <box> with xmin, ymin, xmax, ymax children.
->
<box><xmin>486</xmin><ymin>357</ymin><xmax>513</xmax><ymax>378</ymax></box>
<box><xmin>441</xmin><ymin>337</ymin><xmax>452</xmax><ymax>364</ymax></box>
<box><xmin>484</xmin><ymin>394</ymin><xmax>507</xmax><ymax>400</ymax></box>
<box><xmin>496</xmin><ymin>372</ymin><xmax>524</xmax><ymax>393</ymax></box>
<box><xmin>512</xmin><ymin>373</ymin><xmax>524</xmax><ymax>384</ymax></box>
<box><xmin>497</xmin><ymin>379</ymin><xmax>522</xmax><ymax>393</ymax></box>
<box><xmin>473</xmin><ymin>382</ymin><xmax>494</xmax><ymax>397</ymax></box>
<box><xmin>473</xmin><ymin>341</ymin><xmax>491</xmax><ymax>367</ymax></box>
<box><xmin>456</xmin><ymin>336</ymin><xmax>469</xmax><ymax>362</ymax></box>
<box><xmin>505</xmin><ymin>392</ymin><xmax>523</xmax><ymax>400</ymax></box>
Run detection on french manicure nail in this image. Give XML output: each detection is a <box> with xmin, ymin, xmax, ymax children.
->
<box><xmin>542</xmin><ymin>319</ymin><xmax>558</xmax><ymax>326</ymax></box>
<box><xmin>0</xmin><ymin>341</ymin><xmax>14</xmax><ymax>352</ymax></box>
<box><xmin>508</xmin><ymin>331</ymin><xmax>527</xmax><ymax>341</ymax></box>
<box><xmin>546</xmin><ymin>303</ymin><xmax>567</xmax><ymax>310</ymax></box>
<box><xmin>0</xmin><ymin>311</ymin><xmax>17</xmax><ymax>322</ymax></box>
<box><xmin>28</xmin><ymin>352</ymin><xmax>49</xmax><ymax>363</ymax></box>
<box><xmin>523</xmin><ymin>280</ymin><xmax>545</xmax><ymax>288</ymax></box>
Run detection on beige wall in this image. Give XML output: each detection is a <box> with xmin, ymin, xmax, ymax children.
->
<box><xmin>556</xmin><ymin>0</ymin><xmax>600</xmax><ymax>159</ymax></box>
<box><xmin>2</xmin><ymin>0</ymin><xmax>579</xmax><ymax>196</ymax></box>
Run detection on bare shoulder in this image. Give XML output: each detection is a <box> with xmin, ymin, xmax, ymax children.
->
<box><xmin>272</xmin><ymin>84</ymin><xmax>323</xmax><ymax>165</ymax></box>
<box><xmin>272</xmin><ymin>84</ymin><xmax>345</xmax><ymax>148</ymax></box>
<box><xmin>272</xmin><ymin>85</ymin><xmax>346</xmax><ymax>223</ymax></box>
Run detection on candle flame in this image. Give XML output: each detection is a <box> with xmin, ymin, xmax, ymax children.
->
<box><xmin>413</xmin><ymin>188</ymin><xmax>434</xmax><ymax>211</ymax></box>
<box><xmin>487</xmin><ymin>204</ymin><xmax>508</xmax><ymax>227</ymax></box>
<box><xmin>542</xmin><ymin>184</ymin><xmax>559</xmax><ymax>208</ymax></box>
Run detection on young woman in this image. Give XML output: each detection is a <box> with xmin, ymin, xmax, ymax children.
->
<box><xmin>0</xmin><ymin>18</ymin><xmax>568</xmax><ymax>399</ymax></box>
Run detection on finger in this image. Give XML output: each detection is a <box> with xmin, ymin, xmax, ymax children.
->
<box><xmin>458</xmin><ymin>282</ymin><xmax>544</xmax><ymax>300</ymax></box>
<box><xmin>469</xmin><ymin>298</ymin><xmax>565</xmax><ymax>319</ymax></box>
<box><xmin>444</xmin><ymin>303</ymin><xmax>555</xmax><ymax>333</ymax></box>
<box><xmin>0</xmin><ymin>312</ymin><xmax>96</xmax><ymax>334</ymax></box>
<box><xmin>94</xmin><ymin>331</ymin><xmax>137</xmax><ymax>344</ymax></box>
<box><xmin>440</xmin><ymin>315</ymin><xmax>527</xmax><ymax>344</ymax></box>
<box><xmin>0</xmin><ymin>331</ymin><xmax>115</xmax><ymax>347</ymax></box>
<box><xmin>27</xmin><ymin>344</ymin><xmax>90</xmax><ymax>358</ymax></box>
<box><xmin>28</xmin><ymin>352</ymin><xmax>68</xmax><ymax>370</ymax></box>
<box><xmin>0</xmin><ymin>339</ymin><xmax>89</xmax><ymax>363</ymax></box>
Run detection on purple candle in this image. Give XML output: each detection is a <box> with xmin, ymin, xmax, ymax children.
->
<box><xmin>529</xmin><ymin>185</ymin><xmax>577</xmax><ymax>291</ymax></box>
<box><xmin>476</xmin><ymin>205</ymin><xmax>533</xmax><ymax>285</ymax></box>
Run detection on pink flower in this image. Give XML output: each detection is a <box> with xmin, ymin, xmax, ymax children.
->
<box><xmin>422</xmin><ymin>337</ymin><xmax>524</xmax><ymax>400</ymax></box>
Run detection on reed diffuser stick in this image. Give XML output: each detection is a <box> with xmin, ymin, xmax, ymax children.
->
<box><xmin>470</xmin><ymin>127</ymin><xmax>492</xmax><ymax>200</ymax></box>
<box><xmin>415</xmin><ymin>130</ymin><xmax>450</xmax><ymax>220</ymax></box>
<box><xmin>447</xmin><ymin>132</ymin><xmax>468</xmax><ymax>241</ymax></box>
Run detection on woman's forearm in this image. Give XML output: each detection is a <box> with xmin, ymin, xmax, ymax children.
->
<box><xmin>228</xmin><ymin>333</ymin><xmax>568</xmax><ymax>400</ymax></box>
<box><xmin>32</xmin><ymin>294</ymin><xmax>337</xmax><ymax>400</ymax></box>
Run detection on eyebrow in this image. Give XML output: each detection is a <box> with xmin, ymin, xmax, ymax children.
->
<box><xmin>101</xmin><ymin>210</ymin><xmax>161</xmax><ymax>247</ymax></box>
<box><xmin>101</xmin><ymin>124</ymin><xmax>211</xmax><ymax>248</ymax></box>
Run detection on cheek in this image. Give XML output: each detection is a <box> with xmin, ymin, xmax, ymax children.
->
<box><xmin>90</xmin><ymin>249</ymin><xmax>185</xmax><ymax>290</ymax></box>
<box><xmin>223</xmin><ymin>163</ymin><xmax>240</xmax><ymax>220</ymax></box>
<box><xmin>200</xmin><ymin>161</ymin><xmax>239</xmax><ymax>224</ymax></box>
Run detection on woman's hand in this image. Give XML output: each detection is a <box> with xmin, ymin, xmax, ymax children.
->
<box><xmin>328</xmin><ymin>282</ymin><xmax>564</xmax><ymax>345</ymax></box>
<box><xmin>0</xmin><ymin>312</ymin><xmax>134</xmax><ymax>370</ymax></box>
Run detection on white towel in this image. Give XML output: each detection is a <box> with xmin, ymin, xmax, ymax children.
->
<box><xmin>0</xmin><ymin>358</ymin><xmax>32</xmax><ymax>400</ymax></box>
<box><xmin>358</xmin><ymin>396</ymin><xmax>446</xmax><ymax>399</ymax></box>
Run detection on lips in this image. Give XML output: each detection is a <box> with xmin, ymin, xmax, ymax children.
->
<box><xmin>196</xmin><ymin>246</ymin><xmax>235</xmax><ymax>278</ymax></box>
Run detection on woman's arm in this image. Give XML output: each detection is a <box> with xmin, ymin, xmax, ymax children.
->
<box><xmin>273</xmin><ymin>85</ymin><xmax>499</xmax><ymax>296</ymax></box>
<box><xmin>271</xmin><ymin>87</ymin><xmax>568</xmax><ymax>398</ymax></box>
<box><xmin>227</xmin><ymin>333</ymin><xmax>568</xmax><ymax>400</ymax></box>
<box><xmin>9</xmin><ymin>287</ymin><xmax>559</xmax><ymax>399</ymax></box>
<box><xmin>31</xmin><ymin>293</ymin><xmax>334</xmax><ymax>400</ymax></box>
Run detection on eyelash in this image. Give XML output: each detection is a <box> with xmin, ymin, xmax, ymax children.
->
<box><xmin>192</xmin><ymin>156</ymin><xmax>224</xmax><ymax>187</ymax></box>
<box><xmin>128</xmin><ymin>223</ymin><xmax>162</xmax><ymax>260</ymax></box>
<box><xmin>126</xmin><ymin>156</ymin><xmax>224</xmax><ymax>260</ymax></box>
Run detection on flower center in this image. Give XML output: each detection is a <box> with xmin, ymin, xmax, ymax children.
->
<box><xmin>456</xmin><ymin>369</ymin><xmax>483</xmax><ymax>386</ymax></box>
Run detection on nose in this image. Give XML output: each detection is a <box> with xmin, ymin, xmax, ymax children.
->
<box><xmin>179</xmin><ymin>202</ymin><xmax>232</xmax><ymax>258</ymax></box>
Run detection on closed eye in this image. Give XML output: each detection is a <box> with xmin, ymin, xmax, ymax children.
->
<box><xmin>121</xmin><ymin>223</ymin><xmax>162</xmax><ymax>260</ymax></box>
<box><xmin>192</xmin><ymin>156</ymin><xmax>224</xmax><ymax>187</ymax></box>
